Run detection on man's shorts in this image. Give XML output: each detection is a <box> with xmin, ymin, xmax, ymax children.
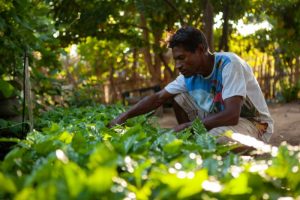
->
<box><xmin>174</xmin><ymin>93</ymin><xmax>268</xmax><ymax>143</ymax></box>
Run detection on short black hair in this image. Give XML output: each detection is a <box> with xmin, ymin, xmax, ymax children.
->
<box><xmin>168</xmin><ymin>26</ymin><xmax>208</xmax><ymax>52</ymax></box>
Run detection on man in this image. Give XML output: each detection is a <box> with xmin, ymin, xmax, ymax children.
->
<box><xmin>110</xmin><ymin>26</ymin><xmax>274</xmax><ymax>143</ymax></box>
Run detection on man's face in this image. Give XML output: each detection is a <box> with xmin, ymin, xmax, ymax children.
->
<box><xmin>172</xmin><ymin>46</ymin><xmax>205</xmax><ymax>77</ymax></box>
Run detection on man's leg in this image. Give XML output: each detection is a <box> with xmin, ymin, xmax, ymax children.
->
<box><xmin>208</xmin><ymin>118</ymin><xmax>266</xmax><ymax>144</ymax></box>
<box><xmin>173</xmin><ymin>94</ymin><xmax>263</xmax><ymax>142</ymax></box>
<box><xmin>173</xmin><ymin>100</ymin><xmax>190</xmax><ymax>124</ymax></box>
<box><xmin>173</xmin><ymin>93</ymin><xmax>206</xmax><ymax>124</ymax></box>
<box><xmin>208</xmin><ymin>118</ymin><xmax>267</xmax><ymax>153</ymax></box>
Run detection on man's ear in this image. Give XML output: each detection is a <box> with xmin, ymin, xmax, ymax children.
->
<box><xmin>196</xmin><ymin>44</ymin><xmax>206</xmax><ymax>53</ymax></box>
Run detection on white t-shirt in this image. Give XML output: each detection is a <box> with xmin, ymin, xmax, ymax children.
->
<box><xmin>165</xmin><ymin>52</ymin><xmax>274</xmax><ymax>141</ymax></box>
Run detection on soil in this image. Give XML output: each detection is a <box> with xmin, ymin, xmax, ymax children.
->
<box><xmin>158</xmin><ymin>101</ymin><xmax>300</xmax><ymax>146</ymax></box>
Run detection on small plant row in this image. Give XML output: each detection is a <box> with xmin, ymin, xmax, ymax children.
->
<box><xmin>0</xmin><ymin>105</ymin><xmax>299</xmax><ymax>200</ymax></box>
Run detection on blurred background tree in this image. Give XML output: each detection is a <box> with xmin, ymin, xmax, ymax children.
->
<box><xmin>0</xmin><ymin>0</ymin><xmax>299</xmax><ymax>119</ymax></box>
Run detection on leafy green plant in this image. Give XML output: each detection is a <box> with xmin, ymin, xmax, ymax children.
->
<box><xmin>0</xmin><ymin>105</ymin><xmax>299</xmax><ymax>199</ymax></box>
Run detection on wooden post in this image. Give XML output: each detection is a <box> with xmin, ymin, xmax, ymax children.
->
<box><xmin>271</xmin><ymin>57</ymin><xmax>275</xmax><ymax>99</ymax></box>
<box><xmin>266</xmin><ymin>56</ymin><xmax>272</xmax><ymax>99</ymax></box>
<box><xmin>24</xmin><ymin>52</ymin><xmax>33</xmax><ymax>132</ymax></box>
<box><xmin>296</xmin><ymin>57</ymin><xmax>300</xmax><ymax>84</ymax></box>
<box><xmin>260</xmin><ymin>55</ymin><xmax>264</xmax><ymax>90</ymax></box>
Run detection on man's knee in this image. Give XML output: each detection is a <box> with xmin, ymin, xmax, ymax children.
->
<box><xmin>172</xmin><ymin>98</ymin><xmax>190</xmax><ymax>124</ymax></box>
<box><xmin>209</xmin><ymin>127</ymin><xmax>234</xmax><ymax>144</ymax></box>
<box><xmin>173</xmin><ymin>93</ymin><xmax>205</xmax><ymax>121</ymax></box>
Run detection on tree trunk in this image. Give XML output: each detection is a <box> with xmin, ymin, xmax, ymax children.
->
<box><xmin>203</xmin><ymin>0</ymin><xmax>214</xmax><ymax>52</ymax></box>
<box><xmin>153</xmin><ymin>29</ymin><xmax>163</xmax><ymax>84</ymax></box>
<box><xmin>295</xmin><ymin>57</ymin><xmax>300</xmax><ymax>85</ymax></box>
<box><xmin>219</xmin><ymin>4</ymin><xmax>229</xmax><ymax>51</ymax></box>
<box><xmin>109</xmin><ymin>66</ymin><xmax>118</xmax><ymax>103</ymax></box>
<box><xmin>131</xmin><ymin>48</ymin><xmax>138</xmax><ymax>82</ymax></box>
<box><xmin>63</xmin><ymin>55</ymin><xmax>77</xmax><ymax>86</ymax></box>
<box><xmin>140</xmin><ymin>12</ymin><xmax>161</xmax><ymax>85</ymax></box>
<box><xmin>273</xmin><ymin>48</ymin><xmax>284</xmax><ymax>97</ymax></box>
<box><xmin>159</xmin><ymin>52</ymin><xmax>174</xmax><ymax>86</ymax></box>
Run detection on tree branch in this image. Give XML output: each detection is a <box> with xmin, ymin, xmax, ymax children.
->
<box><xmin>163</xmin><ymin>0</ymin><xmax>186</xmax><ymax>26</ymax></box>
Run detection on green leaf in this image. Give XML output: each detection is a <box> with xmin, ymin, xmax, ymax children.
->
<box><xmin>57</xmin><ymin>131</ymin><xmax>73</xmax><ymax>144</ymax></box>
<box><xmin>0</xmin><ymin>118</ymin><xmax>8</xmax><ymax>128</ymax></box>
<box><xmin>63</xmin><ymin>162</ymin><xmax>87</xmax><ymax>197</ymax></box>
<box><xmin>163</xmin><ymin>139</ymin><xmax>183</xmax><ymax>154</ymax></box>
<box><xmin>34</xmin><ymin>140</ymin><xmax>63</xmax><ymax>155</ymax></box>
<box><xmin>266</xmin><ymin>145</ymin><xmax>298</xmax><ymax>178</ymax></box>
<box><xmin>86</xmin><ymin>166</ymin><xmax>116</xmax><ymax>193</ymax></box>
<box><xmin>123</xmin><ymin>134</ymin><xmax>139</xmax><ymax>154</ymax></box>
<box><xmin>195</xmin><ymin>133</ymin><xmax>216</xmax><ymax>152</ymax></box>
<box><xmin>71</xmin><ymin>131</ymin><xmax>89</xmax><ymax>154</ymax></box>
<box><xmin>192</xmin><ymin>118</ymin><xmax>207</xmax><ymax>135</ymax></box>
<box><xmin>202</xmin><ymin>157</ymin><xmax>219</xmax><ymax>175</ymax></box>
<box><xmin>152</xmin><ymin>132</ymin><xmax>177</xmax><ymax>149</ymax></box>
<box><xmin>177</xmin><ymin>170</ymin><xmax>208</xmax><ymax>198</ymax></box>
<box><xmin>132</xmin><ymin>159</ymin><xmax>153</xmax><ymax>188</ymax></box>
<box><xmin>0</xmin><ymin>79</ymin><xmax>14</xmax><ymax>98</ymax></box>
<box><xmin>14</xmin><ymin>187</ymin><xmax>35</xmax><ymax>200</ymax></box>
<box><xmin>177</xmin><ymin>130</ymin><xmax>192</xmax><ymax>140</ymax></box>
<box><xmin>87</xmin><ymin>143</ymin><xmax>117</xmax><ymax>169</ymax></box>
<box><xmin>0</xmin><ymin>172</ymin><xmax>17</xmax><ymax>193</ymax></box>
<box><xmin>0</xmin><ymin>137</ymin><xmax>20</xmax><ymax>142</ymax></box>
<box><xmin>158</xmin><ymin>169</ymin><xmax>208</xmax><ymax>199</ymax></box>
<box><xmin>222</xmin><ymin>173</ymin><xmax>252</xmax><ymax>195</ymax></box>
<box><xmin>42</xmin><ymin>123</ymin><xmax>61</xmax><ymax>134</ymax></box>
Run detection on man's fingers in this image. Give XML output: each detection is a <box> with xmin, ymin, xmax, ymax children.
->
<box><xmin>108</xmin><ymin>119</ymin><xmax>118</xmax><ymax>128</ymax></box>
<box><xmin>173</xmin><ymin>122</ymin><xmax>191</xmax><ymax>132</ymax></box>
<box><xmin>108</xmin><ymin>117</ymin><xmax>125</xmax><ymax>128</ymax></box>
<box><xmin>173</xmin><ymin>124</ymin><xmax>185</xmax><ymax>132</ymax></box>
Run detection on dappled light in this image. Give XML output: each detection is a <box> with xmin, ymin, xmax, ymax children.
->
<box><xmin>226</xmin><ymin>131</ymin><xmax>278</xmax><ymax>155</ymax></box>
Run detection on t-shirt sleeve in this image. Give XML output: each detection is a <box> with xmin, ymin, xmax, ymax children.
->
<box><xmin>164</xmin><ymin>75</ymin><xmax>187</xmax><ymax>94</ymax></box>
<box><xmin>222</xmin><ymin>62</ymin><xmax>247</xmax><ymax>100</ymax></box>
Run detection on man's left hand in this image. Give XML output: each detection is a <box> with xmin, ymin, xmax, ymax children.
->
<box><xmin>173</xmin><ymin>122</ymin><xmax>192</xmax><ymax>132</ymax></box>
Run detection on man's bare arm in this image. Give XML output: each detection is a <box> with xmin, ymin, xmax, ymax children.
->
<box><xmin>109</xmin><ymin>89</ymin><xmax>175</xmax><ymax>127</ymax></box>
<box><xmin>202</xmin><ymin>96</ymin><xmax>243</xmax><ymax>130</ymax></box>
<box><xmin>173</xmin><ymin>96</ymin><xmax>243</xmax><ymax>132</ymax></box>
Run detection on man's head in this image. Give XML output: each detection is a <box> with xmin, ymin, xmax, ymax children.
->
<box><xmin>168</xmin><ymin>27</ymin><xmax>213</xmax><ymax>77</ymax></box>
<box><xmin>168</xmin><ymin>26</ymin><xmax>209</xmax><ymax>53</ymax></box>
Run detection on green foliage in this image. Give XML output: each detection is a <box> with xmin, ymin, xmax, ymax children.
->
<box><xmin>1</xmin><ymin>0</ymin><xmax>299</xmax><ymax>108</ymax></box>
<box><xmin>279</xmin><ymin>80</ymin><xmax>300</xmax><ymax>102</ymax></box>
<box><xmin>192</xmin><ymin>118</ymin><xmax>207</xmax><ymax>135</ymax></box>
<box><xmin>0</xmin><ymin>79</ymin><xmax>14</xmax><ymax>98</ymax></box>
<box><xmin>0</xmin><ymin>0</ymin><xmax>60</xmax><ymax>74</ymax></box>
<box><xmin>254</xmin><ymin>0</ymin><xmax>300</xmax><ymax>56</ymax></box>
<box><xmin>0</xmin><ymin>0</ymin><xmax>62</xmax><ymax>118</ymax></box>
<box><xmin>0</xmin><ymin>105</ymin><xmax>299</xmax><ymax>199</ymax></box>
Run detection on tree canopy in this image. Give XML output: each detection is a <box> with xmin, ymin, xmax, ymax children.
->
<box><xmin>0</xmin><ymin>0</ymin><xmax>299</xmax><ymax>106</ymax></box>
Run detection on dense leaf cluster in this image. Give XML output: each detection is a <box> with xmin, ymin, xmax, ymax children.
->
<box><xmin>0</xmin><ymin>105</ymin><xmax>300</xmax><ymax>199</ymax></box>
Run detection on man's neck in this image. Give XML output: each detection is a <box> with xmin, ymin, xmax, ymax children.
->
<box><xmin>202</xmin><ymin>53</ymin><xmax>215</xmax><ymax>77</ymax></box>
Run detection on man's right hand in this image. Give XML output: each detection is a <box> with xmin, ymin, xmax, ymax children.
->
<box><xmin>108</xmin><ymin>89</ymin><xmax>175</xmax><ymax>128</ymax></box>
<box><xmin>108</xmin><ymin>113</ymin><xmax>128</xmax><ymax>128</ymax></box>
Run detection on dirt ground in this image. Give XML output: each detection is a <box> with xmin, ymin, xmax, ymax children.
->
<box><xmin>158</xmin><ymin>101</ymin><xmax>300</xmax><ymax>146</ymax></box>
